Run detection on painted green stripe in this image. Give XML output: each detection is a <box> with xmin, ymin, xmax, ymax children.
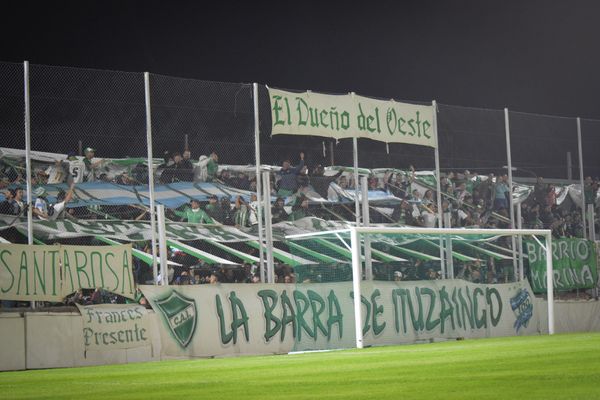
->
<box><xmin>285</xmin><ymin>241</ymin><xmax>344</xmax><ymax>264</ymax></box>
<box><xmin>369</xmin><ymin>247</ymin><xmax>407</xmax><ymax>262</ymax></box>
<box><xmin>311</xmin><ymin>238</ymin><xmax>353</xmax><ymax>259</ymax></box>
<box><xmin>384</xmin><ymin>244</ymin><xmax>440</xmax><ymax>261</ymax></box>
<box><xmin>167</xmin><ymin>239</ymin><xmax>236</xmax><ymax>265</ymax></box>
<box><xmin>483</xmin><ymin>242</ymin><xmax>515</xmax><ymax>255</ymax></box>
<box><xmin>95</xmin><ymin>236</ymin><xmax>156</xmax><ymax>265</ymax></box>
<box><xmin>206</xmin><ymin>240</ymin><xmax>259</xmax><ymax>263</ymax></box>
<box><xmin>454</xmin><ymin>241</ymin><xmax>512</xmax><ymax>260</ymax></box>
<box><xmin>244</xmin><ymin>241</ymin><xmax>310</xmax><ymax>267</ymax></box>
<box><xmin>422</xmin><ymin>240</ymin><xmax>478</xmax><ymax>262</ymax></box>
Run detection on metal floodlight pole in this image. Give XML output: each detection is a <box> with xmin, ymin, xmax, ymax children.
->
<box><xmin>23</xmin><ymin>61</ymin><xmax>33</xmax><ymax>246</ymax></box>
<box><xmin>517</xmin><ymin>202</ymin><xmax>524</xmax><ymax>281</ymax></box>
<box><xmin>24</xmin><ymin>61</ymin><xmax>35</xmax><ymax>310</ymax></box>
<box><xmin>432</xmin><ymin>100</ymin><xmax>446</xmax><ymax>278</ymax></box>
<box><xmin>545</xmin><ymin>232</ymin><xmax>554</xmax><ymax>335</ymax></box>
<box><xmin>262</xmin><ymin>170</ymin><xmax>275</xmax><ymax>283</ymax></box>
<box><xmin>360</xmin><ymin>176</ymin><xmax>372</xmax><ymax>280</ymax></box>
<box><xmin>443</xmin><ymin>212</ymin><xmax>453</xmax><ymax>279</ymax></box>
<box><xmin>352</xmin><ymin>138</ymin><xmax>361</xmax><ymax>225</ymax></box>
<box><xmin>144</xmin><ymin>72</ymin><xmax>159</xmax><ymax>284</ymax></box>
<box><xmin>350</xmin><ymin>227</ymin><xmax>364</xmax><ymax>349</ymax></box>
<box><xmin>253</xmin><ymin>83</ymin><xmax>266</xmax><ymax>283</ymax></box>
<box><xmin>504</xmin><ymin>108</ymin><xmax>518</xmax><ymax>280</ymax></box>
<box><xmin>576</xmin><ymin>118</ymin><xmax>587</xmax><ymax>239</ymax></box>
<box><xmin>156</xmin><ymin>204</ymin><xmax>169</xmax><ymax>286</ymax></box>
<box><xmin>350</xmin><ymin>92</ymin><xmax>361</xmax><ymax>226</ymax></box>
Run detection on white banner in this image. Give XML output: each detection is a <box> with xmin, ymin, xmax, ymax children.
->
<box><xmin>76</xmin><ymin>304</ymin><xmax>152</xmax><ymax>351</ymax></box>
<box><xmin>0</xmin><ymin>244</ymin><xmax>135</xmax><ymax>301</ymax></box>
<box><xmin>141</xmin><ymin>279</ymin><xmax>538</xmax><ymax>358</ymax></box>
<box><xmin>269</xmin><ymin>88</ymin><xmax>436</xmax><ymax>148</ymax></box>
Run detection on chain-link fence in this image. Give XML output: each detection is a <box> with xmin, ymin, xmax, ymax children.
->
<box><xmin>1</xmin><ymin>61</ymin><xmax>599</xmax><ymax>306</ymax></box>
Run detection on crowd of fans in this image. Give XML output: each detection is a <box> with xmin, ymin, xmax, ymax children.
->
<box><xmin>1</xmin><ymin>145</ymin><xmax>600</xmax><ymax>309</ymax></box>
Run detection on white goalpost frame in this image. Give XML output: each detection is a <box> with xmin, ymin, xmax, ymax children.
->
<box><xmin>286</xmin><ymin>226</ymin><xmax>555</xmax><ymax>349</ymax></box>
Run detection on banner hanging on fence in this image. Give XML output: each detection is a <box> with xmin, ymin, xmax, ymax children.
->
<box><xmin>526</xmin><ymin>238</ymin><xmax>598</xmax><ymax>293</ymax></box>
<box><xmin>0</xmin><ymin>243</ymin><xmax>135</xmax><ymax>301</ymax></box>
<box><xmin>269</xmin><ymin>88</ymin><xmax>436</xmax><ymax>148</ymax></box>
<box><xmin>76</xmin><ymin>303</ymin><xmax>152</xmax><ymax>351</ymax></box>
<box><xmin>141</xmin><ymin>279</ymin><xmax>537</xmax><ymax>358</ymax></box>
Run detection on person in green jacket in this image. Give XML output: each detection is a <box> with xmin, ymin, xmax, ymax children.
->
<box><xmin>174</xmin><ymin>199</ymin><xmax>214</xmax><ymax>224</ymax></box>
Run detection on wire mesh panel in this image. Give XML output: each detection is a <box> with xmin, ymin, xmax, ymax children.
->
<box><xmin>509</xmin><ymin>111</ymin><xmax>578</xmax><ymax>180</ymax></box>
<box><xmin>0</xmin><ymin>62</ymin><xmax>25</xmax><ymax>151</ymax></box>
<box><xmin>580</xmin><ymin>119</ymin><xmax>600</xmax><ymax>179</ymax></box>
<box><xmin>26</xmin><ymin>65</ymin><xmax>147</xmax><ymax>252</ymax></box>
<box><xmin>150</xmin><ymin>74</ymin><xmax>254</xmax><ymax>168</ymax></box>
<box><xmin>29</xmin><ymin>65</ymin><xmax>146</xmax><ymax>157</ymax></box>
<box><xmin>437</xmin><ymin>103</ymin><xmax>506</xmax><ymax>173</ymax></box>
<box><xmin>0</xmin><ymin>62</ymin><xmax>26</xmax><ymax>245</ymax></box>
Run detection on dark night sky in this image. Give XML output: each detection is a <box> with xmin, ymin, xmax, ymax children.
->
<box><xmin>4</xmin><ymin>0</ymin><xmax>600</xmax><ymax>119</ymax></box>
<box><xmin>2</xmin><ymin>1</ymin><xmax>600</xmax><ymax>177</ymax></box>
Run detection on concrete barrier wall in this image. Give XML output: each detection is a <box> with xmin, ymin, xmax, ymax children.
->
<box><xmin>0</xmin><ymin>300</ymin><xmax>599</xmax><ymax>371</ymax></box>
<box><xmin>0</xmin><ymin>311</ymin><xmax>161</xmax><ymax>371</ymax></box>
<box><xmin>536</xmin><ymin>299</ymin><xmax>600</xmax><ymax>334</ymax></box>
<box><xmin>0</xmin><ymin>313</ymin><xmax>25</xmax><ymax>371</ymax></box>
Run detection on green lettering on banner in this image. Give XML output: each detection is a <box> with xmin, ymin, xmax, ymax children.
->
<box><xmin>451</xmin><ymin>287</ymin><xmax>463</xmax><ymax>329</ymax></box>
<box><xmin>458</xmin><ymin>287</ymin><xmax>475</xmax><ymax>330</ymax></box>
<box><xmin>407</xmin><ymin>287</ymin><xmax>425</xmax><ymax>332</ymax></box>
<box><xmin>215</xmin><ymin>292</ymin><xmax>249</xmax><ymax>345</ymax></box>
<box><xmin>486</xmin><ymin>287</ymin><xmax>503</xmax><ymax>326</ymax></box>
<box><xmin>62</xmin><ymin>249</ymin><xmax>75</xmax><ymax>293</ymax></box>
<box><xmin>257</xmin><ymin>289</ymin><xmax>280</xmax><ymax>342</ymax></box>
<box><xmin>421</xmin><ymin>287</ymin><xmax>440</xmax><ymax>331</ymax></box>
<box><xmin>326</xmin><ymin>290</ymin><xmax>343</xmax><ymax>340</ymax></box>
<box><xmin>438</xmin><ymin>286</ymin><xmax>455</xmax><ymax>334</ymax></box>
<box><xmin>75</xmin><ymin>250</ymin><xmax>91</xmax><ymax>288</ymax></box>
<box><xmin>32</xmin><ymin>251</ymin><xmax>46</xmax><ymax>296</ymax></box>
<box><xmin>105</xmin><ymin>252</ymin><xmax>119</xmax><ymax>292</ymax></box>
<box><xmin>307</xmin><ymin>290</ymin><xmax>329</xmax><ymax>339</ymax></box>
<box><xmin>525</xmin><ymin>238</ymin><xmax>598</xmax><ymax>293</ymax></box>
<box><xmin>350</xmin><ymin>292</ymin><xmax>371</xmax><ymax>336</ymax></box>
<box><xmin>272</xmin><ymin>95</ymin><xmax>285</xmax><ymax>126</ymax></box>
<box><xmin>473</xmin><ymin>287</ymin><xmax>487</xmax><ymax>329</ymax></box>
<box><xmin>0</xmin><ymin>244</ymin><xmax>133</xmax><ymax>302</ymax></box>
<box><xmin>296</xmin><ymin>97</ymin><xmax>309</xmax><ymax>127</ymax></box>
<box><xmin>293</xmin><ymin>290</ymin><xmax>315</xmax><ymax>340</ymax></box>
<box><xmin>17</xmin><ymin>251</ymin><xmax>29</xmax><ymax>296</ymax></box>
<box><xmin>268</xmin><ymin>88</ymin><xmax>435</xmax><ymax>147</ymax></box>
<box><xmin>0</xmin><ymin>249</ymin><xmax>14</xmax><ymax>294</ymax></box>
<box><xmin>280</xmin><ymin>290</ymin><xmax>296</xmax><ymax>341</ymax></box>
<box><xmin>370</xmin><ymin>289</ymin><xmax>386</xmax><ymax>336</ymax></box>
<box><xmin>120</xmin><ymin>249</ymin><xmax>133</xmax><ymax>296</ymax></box>
<box><xmin>139</xmin><ymin>279</ymin><xmax>535</xmax><ymax>356</ymax></box>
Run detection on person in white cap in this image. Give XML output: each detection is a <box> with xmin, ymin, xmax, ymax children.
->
<box><xmin>32</xmin><ymin>182</ymin><xmax>76</xmax><ymax>220</ymax></box>
<box><xmin>83</xmin><ymin>147</ymin><xmax>103</xmax><ymax>182</ymax></box>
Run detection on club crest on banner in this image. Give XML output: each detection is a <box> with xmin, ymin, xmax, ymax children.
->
<box><xmin>154</xmin><ymin>290</ymin><xmax>198</xmax><ymax>348</ymax></box>
<box><xmin>510</xmin><ymin>288</ymin><xmax>533</xmax><ymax>333</ymax></box>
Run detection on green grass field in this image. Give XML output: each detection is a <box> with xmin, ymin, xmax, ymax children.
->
<box><xmin>2</xmin><ymin>333</ymin><xmax>600</xmax><ymax>400</ymax></box>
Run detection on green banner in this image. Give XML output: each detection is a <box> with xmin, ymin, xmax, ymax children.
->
<box><xmin>0</xmin><ymin>243</ymin><xmax>135</xmax><ymax>301</ymax></box>
<box><xmin>269</xmin><ymin>88</ymin><xmax>436</xmax><ymax>148</ymax></box>
<box><xmin>526</xmin><ymin>238</ymin><xmax>598</xmax><ymax>293</ymax></box>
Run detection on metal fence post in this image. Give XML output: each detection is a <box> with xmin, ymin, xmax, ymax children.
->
<box><xmin>144</xmin><ymin>72</ymin><xmax>159</xmax><ymax>284</ymax></box>
<box><xmin>504</xmin><ymin>108</ymin><xmax>518</xmax><ymax>280</ymax></box>
<box><xmin>253</xmin><ymin>83</ymin><xmax>266</xmax><ymax>282</ymax></box>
